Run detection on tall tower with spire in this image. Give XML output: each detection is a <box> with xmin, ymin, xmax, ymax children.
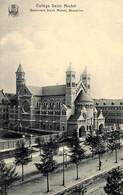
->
<box><xmin>16</xmin><ymin>64</ymin><xmax>25</xmax><ymax>95</ymax></box>
<box><xmin>81</xmin><ymin>66</ymin><xmax>91</xmax><ymax>94</ymax></box>
<box><xmin>65</xmin><ymin>63</ymin><xmax>76</xmax><ymax>108</ymax></box>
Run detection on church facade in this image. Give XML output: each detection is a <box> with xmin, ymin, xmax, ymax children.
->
<box><xmin>8</xmin><ymin>64</ymin><xmax>105</xmax><ymax>137</ymax></box>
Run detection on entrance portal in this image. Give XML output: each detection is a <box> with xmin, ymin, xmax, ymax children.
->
<box><xmin>79</xmin><ymin>126</ymin><xmax>86</xmax><ymax>137</ymax></box>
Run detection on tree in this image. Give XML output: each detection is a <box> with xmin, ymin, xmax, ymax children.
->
<box><xmin>48</xmin><ymin>136</ymin><xmax>59</xmax><ymax>155</ymax></box>
<box><xmin>15</xmin><ymin>141</ymin><xmax>31</xmax><ymax>181</ymax></box>
<box><xmin>69</xmin><ymin>130</ymin><xmax>85</xmax><ymax>180</ymax></box>
<box><xmin>104</xmin><ymin>167</ymin><xmax>123</xmax><ymax>195</ymax></box>
<box><xmin>85</xmin><ymin>133</ymin><xmax>96</xmax><ymax>158</ymax></box>
<box><xmin>35</xmin><ymin>135</ymin><xmax>59</xmax><ymax>156</ymax></box>
<box><xmin>35</xmin><ymin>140</ymin><xmax>58</xmax><ymax>192</ymax></box>
<box><xmin>107</xmin><ymin>130</ymin><xmax>120</xmax><ymax>163</ymax></box>
<box><xmin>35</xmin><ymin>137</ymin><xmax>43</xmax><ymax>156</ymax></box>
<box><xmin>94</xmin><ymin>134</ymin><xmax>105</xmax><ymax>170</ymax></box>
<box><xmin>0</xmin><ymin>160</ymin><xmax>18</xmax><ymax>195</ymax></box>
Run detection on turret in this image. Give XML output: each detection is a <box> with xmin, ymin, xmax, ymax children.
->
<box><xmin>81</xmin><ymin>66</ymin><xmax>91</xmax><ymax>94</ymax></box>
<box><xmin>65</xmin><ymin>63</ymin><xmax>76</xmax><ymax>108</ymax></box>
<box><xmin>16</xmin><ymin>64</ymin><xmax>25</xmax><ymax>95</ymax></box>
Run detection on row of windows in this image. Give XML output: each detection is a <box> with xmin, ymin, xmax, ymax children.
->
<box><xmin>41</xmin><ymin>110</ymin><xmax>66</xmax><ymax>115</ymax></box>
<box><xmin>37</xmin><ymin>102</ymin><xmax>61</xmax><ymax>109</ymax></box>
<box><xmin>67</xmin><ymin>74</ymin><xmax>75</xmax><ymax>78</ymax></box>
<box><xmin>98</xmin><ymin>106</ymin><xmax>123</xmax><ymax>111</ymax></box>
<box><xmin>104</xmin><ymin>113</ymin><xmax>123</xmax><ymax>116</ymax></box>
<box><xmin>82</xmin><ymin>76</ymin><xmax>90</xmax><ymax>80</ymax></box>
<box><xmin>66</xmin><ymin>82</ymin><xmax>75</xmax><ymax>87</ymax></box>
<box><xmin>0</xmin><ymin>108</ymin><xmax>8</xmax><ymax>112</ymax></box>
<box><xmin>41</xmin><ymin>123</ymin><xmax>60</xmax><ymax>130</ymax></box>
<box><xmin>96</xmin><ymin>102</ymin><xmax>123</xmax><ymax>106</ymax></box>
<box><xmin>106</xmin><ymin>118</ymin><xmax>123</xmax><ymax>123</ymax></box>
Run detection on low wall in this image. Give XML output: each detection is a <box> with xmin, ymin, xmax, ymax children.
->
<box><xmin>0</xmin><ymin>138</ymin><xmax>23</xmax><ymax>151</ymax></box>
<box><xmin>55</xmin><ymin>164</ymin><xmax>123</xmax><ymax>195</ymax></box>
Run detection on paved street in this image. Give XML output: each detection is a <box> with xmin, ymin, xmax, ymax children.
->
<box><xmin>8</xmin><ymin>148</ymin><xmax>123</xmax><ymax>195</ymax></box>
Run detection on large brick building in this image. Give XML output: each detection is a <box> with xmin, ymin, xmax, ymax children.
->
<box><xmin>0</xmin><ymin>90</ymin><xmax>9</xmax><ymax>129</ymax></box>
<box><xmin>94</xmin><ymin>99</ymin><xmax>123</xmax><ymax>127</ymax></box>
<box><xmin>7</xmin><ymin>64</ymin><xmax>104</xmax><ymax>137</ymax></box>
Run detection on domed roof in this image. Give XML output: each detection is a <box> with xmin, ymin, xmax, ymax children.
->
<box><xmin>75</xmin><ymin>91</ymin><xmax>93</xmax><ymax>103</ymax></box>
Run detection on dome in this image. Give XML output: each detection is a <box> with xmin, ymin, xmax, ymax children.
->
<box><xmin>75</xmin><ymin>91</ymin><xmax>93</xmax><ymax>104</ymax></box>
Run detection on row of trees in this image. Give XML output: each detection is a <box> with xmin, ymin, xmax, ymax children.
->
<box><xmin>85</xmin><ymin>128</ymin><xmax>121</xmax><ymax>170</ymax></box>
<box><xmin>15</xmin><ymin>128</ymin><xmax>120</xmax><ymax>193</ymax></box>
<box><xmin>34</xmin><ymin>128</ymin><xmax>121</xmax><ymax>193</ymax></box>
<box><xmin>0</xmin><ymin>127</ymin><xmax>121</xmax><ymax>194</ymax></box>
<box><xmin>35</xmin><ymin>130</ymin><xmax>86</xmax><ymax>192</ymax></box>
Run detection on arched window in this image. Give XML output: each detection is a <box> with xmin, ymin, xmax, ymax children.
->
<box><xmin>67</xmin><ymin>83</ymin><xmax>70</xmax><ymax>87</ymax></box>
<box><xmin>62</xmin><ymin>110</ymin><xmax>66</xmax><ymax>115</ymax></box>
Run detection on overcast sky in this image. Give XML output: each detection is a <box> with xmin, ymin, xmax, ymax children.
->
<box><xmin>0</xmin><ymin>0</ymin><xmax>123</xmax><ymax>98</ymax></box>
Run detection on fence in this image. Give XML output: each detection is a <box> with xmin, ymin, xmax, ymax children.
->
<box><xmin>0</xmin><ymin>133</ymin><xmax>60</xmax><ymax>151</ymax></box>
<box><xmin>0</xmin><ymin>138</ymin><xmax>24</xmax><ymax>151</ymax></box>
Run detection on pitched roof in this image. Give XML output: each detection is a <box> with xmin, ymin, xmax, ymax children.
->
<box><xmin>94</xmin><ymin>99</ymin><xmax>123</xmax><ymax>106</ymax></box>
<box><xmin>77</xmin><ymin>114</ymin><xmax>85</xmax><ymax>121</ymax></box>
<box><xmin>98</xmin><ymin>110</ymin><xmax>104</xmax><ymax>119</ymax></box>
<box><xmin>0</xmin><ymin>90</ymin><xmax>9</xmax><ymax>103</ymax></box>
<box><xmin>68</xmin><ymin>113</ymin><xmax>80</xmax><ymax>121</ymax></box>
<box><xmin>27</xmin><ymin>84</ymin><xmax>66</xmax><ymax>96</ymax></box>
<box><xmin>16</xmin><ymin>64</ymin><xmax>24</xmax><ymax>73</ymax></box>
<box><xmin>75</xmin><ymin>91</ymin><xmax>93</xmax><ymax>103</ymax></box>
<box><xmin>42</xmin><ymin>85</ymin><xmax>66</xmax><ymax>96</ymax></box>
<box><xmin>28</xmin><ymin>86</ymin><xmax>42</xmax><ymax>96</ymax></box>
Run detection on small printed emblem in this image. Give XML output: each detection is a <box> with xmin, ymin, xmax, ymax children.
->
<box><xmin>8</xmin><ymin>4</ymin><xmax>19</xmax><ymax>17</ymax></box>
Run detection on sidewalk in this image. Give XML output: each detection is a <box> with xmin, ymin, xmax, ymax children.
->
<box><xmin>8</xmin><ymin>148</ymin><xmax>123</xmax><ymax>195</ymax></box>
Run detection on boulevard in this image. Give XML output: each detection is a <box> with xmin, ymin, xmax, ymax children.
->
<box><xmin>7</xmin><ymin>146</ymin><xmax>123</xmax><ymax>195</ymax></box>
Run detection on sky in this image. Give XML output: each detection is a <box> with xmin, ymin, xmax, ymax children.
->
<box><xmin>0</xmin><ymin>0</ymin><xmax>123</xmax><ymax>98</ymax></box>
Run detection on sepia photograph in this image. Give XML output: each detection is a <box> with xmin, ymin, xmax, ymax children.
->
<box><xmin>0</xmin><ymin>0</ymin><xmax>123</xmax><ymax>194</ymax></box>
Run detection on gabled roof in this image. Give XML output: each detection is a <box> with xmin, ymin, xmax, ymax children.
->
<box><xmin>98</xmin><ymin>110</ymin><xmax>104</xmax><ymax>120</ymax></box>
<box><xmin>0</xmin><ymin>90</ymin><xmax>9</xmax><ymax>103</ymax></box>
<box><xmin>77</xmin><ymin>114</ymin><xmax>85</xmax><ymax>121</ymax></box>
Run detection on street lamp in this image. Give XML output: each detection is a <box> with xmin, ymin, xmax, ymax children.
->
<box><xmin>30</xmin><ymin>134</ymin><xmax>32</xmax><ymax>159</ymax></box>
<box><xmin>22</xmin><ymin>135</ymin><xmax>25</xmax><ymax>144</ymax></box>
<box><xmin>62</xmin><ymin>145</ymin><xmax>65</xmax><ymax>186</ymax></box>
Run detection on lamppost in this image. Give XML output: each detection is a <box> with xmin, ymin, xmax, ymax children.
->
<box><xmin>62</xmin><ymin>145</ymin><xmax>65</xmax><ymax>186</ymax></box>
<box><xmin>22</xmin><ymin>134</ymin><xmax>25</xmax><ymax>144</ymax></box>
<box><xmin>30</xmin><ymin>134</ymin><xmax>32</xmax><ymax>159</ymax></box>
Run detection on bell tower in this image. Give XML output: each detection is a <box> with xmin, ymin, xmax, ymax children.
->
<box><xmin>65</xmin><ymin>63</ymin><xmax>76</xmax><ymax>108</ymax></box>
<box><xmin>16</xmin><ymin>64</ymin><xmax>25</xmax><ymax>95</ymax></box>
